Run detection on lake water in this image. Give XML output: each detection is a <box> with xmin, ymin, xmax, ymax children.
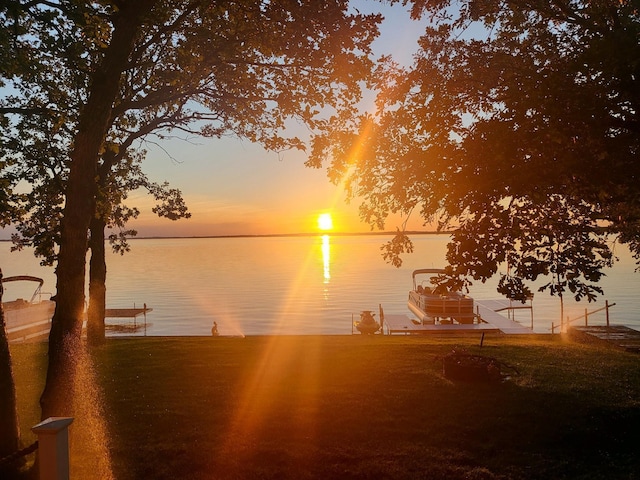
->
<box><xmin>1</xmin><ymin>235</ymin><xmax>638</xmax><ymax>335</ymax></box>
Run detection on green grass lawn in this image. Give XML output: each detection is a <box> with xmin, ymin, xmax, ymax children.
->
<box><xmin>11</xmin><ymin>334</ymin><xmax>640</xmax><ymax>479</ymax></box>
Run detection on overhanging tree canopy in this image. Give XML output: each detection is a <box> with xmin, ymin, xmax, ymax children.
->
<box><xmin>311</xmin><ymin>0</ymin><xmax>639</xmax><ymax>303</ymax></box>
<box><xmin>1</xmin><ymin>0</ymin><xmax>381</xmax><ymax>417</ymax></box>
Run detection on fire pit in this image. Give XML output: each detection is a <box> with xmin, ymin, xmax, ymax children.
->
<box><xmin>440</xmin><ymin>349</ymin><xmax>518</xmax><ymax>382</ymax></box>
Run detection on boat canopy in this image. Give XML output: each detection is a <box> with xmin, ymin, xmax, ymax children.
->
<box><xmin>412</xmin><ymin>269</ymin><xmax>445</xmax><ymax>278</ymax></box>
<box><xmin>1</xmin><ymin>275</ymin><xmax>45</xmax><ymax>304</ymax></box>
<box><xmin>412</xmin><ymin>269</ymin><xmax>446</xmax><ymax>289</ymax></box>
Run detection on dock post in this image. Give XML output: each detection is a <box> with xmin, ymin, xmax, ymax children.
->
<box><xmin>606</xmin><ymin>300</ymin><xmax>610</xmax><ymax>327</ymax></box>
<box><xmin>31</xmin><ymin>417</ymin><xmax>74</xmax><ymax>480</ymax></box>
<box><xmin>585</xmin><ymin>308</ymin><xmax>588</xmax><ymax>327</ymax></box>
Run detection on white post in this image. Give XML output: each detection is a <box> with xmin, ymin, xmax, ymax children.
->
<box><xmin>32</xmin><ymin>417</ymin><xmax>74</xmax><ymax>480</ymax></box>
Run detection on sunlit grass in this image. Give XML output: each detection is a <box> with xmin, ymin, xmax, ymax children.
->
<box><xmin>10</xmin><ymin>341</ymin><xmax>114</xmax><ymax>479</ymax></box>
<box><xmin>11</xmin><ymin>335</ymin><xmax>640</xmax><ymax>479</ymax></box>
<box><xmin>11</xmin><ymin>343</ymin><xmax>47</xmax><ymax>452</ymax></box>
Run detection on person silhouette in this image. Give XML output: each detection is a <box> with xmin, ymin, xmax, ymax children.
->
<box><xmin>211</xmin><ymin>321</ymin><xmax>219</xmax><ymax>336</ymax></box>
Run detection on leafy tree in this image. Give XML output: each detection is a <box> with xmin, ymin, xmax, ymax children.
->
<box><xmin>0</xmin><ymin>270</ymin><xmax>21</xmax><ymax>473</ymax></box>
<box><xmin>86</xmin><ymin>145</ymin><xmax>191</xmax><ymax>345</ymax></box>
<box><xmin>0</xmin><ymin>1</ymin><xmax>61</xmax><ymax>461</ymax></box>
<box><xmin>4</xmin><ymin>107</ymin><xmax>191</xmax><ymax>346</ymax></box>
<box><xmin>311</xmin><ymin>0</ymin><xmax>639</xmax><ymax>308</ymax></box>
<box><xmin>1</xmin><ymin>0</ymin><xmax>380</xmax><ymax>418</ymax></box>
<box><xmin>0</xmin><ymin>2</ymin><xmax>199</xmax><ymax>432</ymax></box>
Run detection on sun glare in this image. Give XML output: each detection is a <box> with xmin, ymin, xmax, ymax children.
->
<box><xmin>317</xmin><ymin>213</ymin><xmax>333</xmax><ymax>231</ymax></box>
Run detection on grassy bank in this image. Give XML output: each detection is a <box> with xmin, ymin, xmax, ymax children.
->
<box><xmin>11</xmin><ymin>335</ymin><xmax>640</xmax><ymax>479</ymax></box>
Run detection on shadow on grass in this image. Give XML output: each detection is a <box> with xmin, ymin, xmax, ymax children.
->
<box><xmin>84</xmin><ymin>336</ymin><xmax>640</xmax><ymax>480</ymax></box>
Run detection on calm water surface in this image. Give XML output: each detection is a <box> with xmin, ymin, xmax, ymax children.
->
<box><xmin>1</xmin><ymin>235</ymin><xmax>638</xmax><ymax>335</ymax></box>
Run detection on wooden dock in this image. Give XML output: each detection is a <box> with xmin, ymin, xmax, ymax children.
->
<box><xmin>104</xmin><ymin>306</ymin><xmax>152</xmax><ymax>334</ymax></box>
<box><xmin>474</xmin><ymin>301</ymin><xmax>532</xmax><ymax>334</ymax></box>
<box><xmin>105</xmin><ymin>307</ymin><xmax>152</xmax><ymax>318</ymax></box>
<box><xmin>381</xmin><ymin>314</ymin><xmax>500</xmax><ymax>346</ymax></box>
<box><xmin>568</xmin><ymin>325</ymin><xmax>640</xmax><ymax>353</ymax></box>
<box><xmin>381</xmin><ymin>300</ymin><xmax>532</xmax><ymax>337</ymax></box>
<box><xmin>382</xmin><ymin>315</ymin><xmax>500</xmax><ymax>335</ymax></box>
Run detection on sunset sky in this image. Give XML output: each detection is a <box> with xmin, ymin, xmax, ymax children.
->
<box><xmin>126</xmin><ymin>2</ymin><xmax>430</xmax><ymax>238</ymax></box>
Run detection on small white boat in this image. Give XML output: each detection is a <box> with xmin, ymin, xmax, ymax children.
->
<box><xmin>408</xmin><ymin>269</ymin><xmax>475</xmax><ymax>325</ymax></box>
<box><xmin>2</xmin><ymin>275</ymin><xmax>55</xmax><ymax>342</ymax></box>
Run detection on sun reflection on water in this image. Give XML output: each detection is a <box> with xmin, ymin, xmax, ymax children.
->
<box><xmin>321</xmin><ymin>234</ymin><xmax>331</xmax><ymax>283</ymax></box>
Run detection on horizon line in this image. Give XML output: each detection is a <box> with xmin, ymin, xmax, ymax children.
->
<box><xmin>126</xmin><ymin>230</ymin><xmax>450</xmax><ymax>240</ymax></box>
<box><xmin>0</xmin><ymin>230</ymin><xmax>452</xmax><ymax>242</ymax></box>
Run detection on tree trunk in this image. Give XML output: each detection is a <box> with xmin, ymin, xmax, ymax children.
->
<box><xmin>39</xmin><ymin>139</ymin><xmax>98</xmax><ymax>419</ymax></box>
<box><xmin>0</xmin><ymin>269</ymin><xmax>21</xmax><ymax>473</ymax></box>
<box><xmin>86</xmin><ymin>145</ymin><xmax>118</xmax><ymax>347</ymax></box>
<box><xmin>87</xmin><ymin>217</ymin><xmax>107</xmax><ymax>346</ymax></box>
<box><xmin>39</xmin><ymin>3</ymin><xmax>156</xmax><ymax>419</ymax></box>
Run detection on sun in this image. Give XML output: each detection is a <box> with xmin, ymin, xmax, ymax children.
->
<box><xmin>317</xmin><ymin>213</ymin><xmax>333</xmax><ymax>231</ymax></box>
